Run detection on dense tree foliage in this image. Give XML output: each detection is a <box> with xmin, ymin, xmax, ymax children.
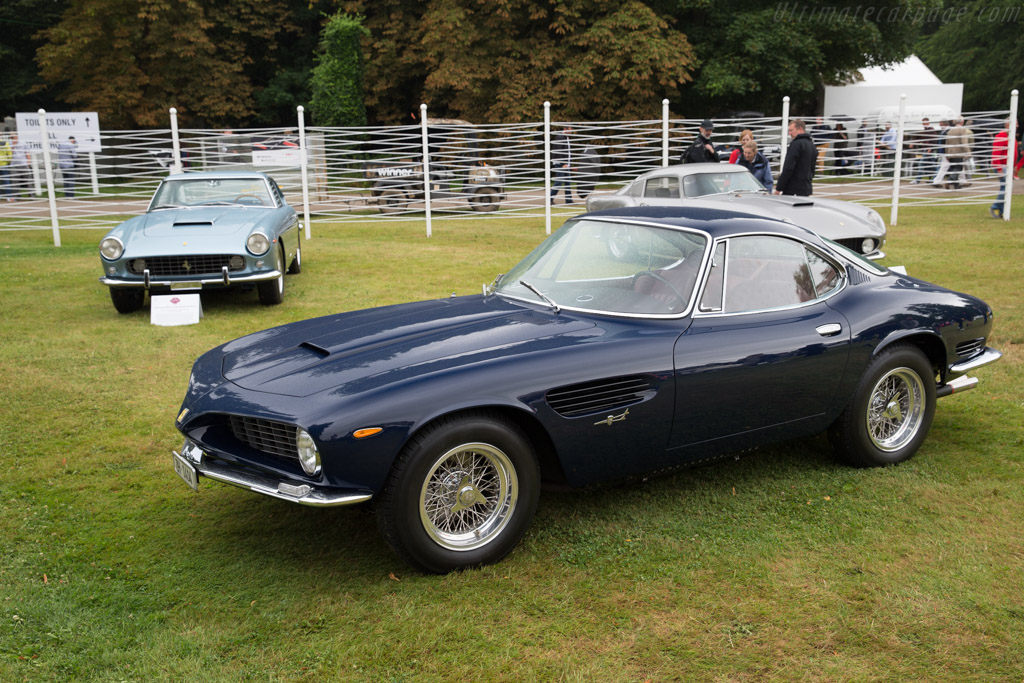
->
<box><xmin>35</xmin><ymin>0</ymin><xmax>296</xmax><ymax>128</ymax></box>
<box><xmin>0</xmin><ymin>0</ymin><xmax>66</xmax><ymax>119</ymax></box>
<box><xmin>310</xmin><ymin>14</ymin><xmax>370</xmax><ymax>127</ymax></box>
<box><xmin>11</xmin><ymin>0</ymin><xmax>963</xmax><ymax>127</ymax></box>
<box><xmin>917</xmin><ymin>0</ymin><xmax>1024</xmax><ymax>111</ymax></box>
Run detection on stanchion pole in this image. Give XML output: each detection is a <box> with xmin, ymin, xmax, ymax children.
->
<box><xmin>420</xmin><ymin>103</ymin><xmax>432</xmax><ymax>238</ymax></box>
<box><xmin>662</xmin><ymin>99</ymin><xmax>670</xmax><ymax>167</ymax></box>
<box><xmin>780</xmin><ymin>96</ymin><xmax>791</xmax><ymax>173</ymax></box>
<box><xmin>1004</xmin><ymin>89</ymin><xmax>1018</xmax><ymax>221</ymax></box>
<box><xmin>890</xmin><ymin>94</ymin><xmax>907</xmax><ymax>226</ymax></box>
<box><xmin>544</xmin><ymin>102</ymin><xmax>552</xmax><ymax>235</ymax></box>
<box><xmin>169</xmin><ymin>108</ymin><xmax>182</xmax><ymax>174</ymax></box>
<box><xmin>37</xmin><ymin>109</ymin><xmax>61</xmax><ymax>247</ymax></box>
<box><xmin>297</xmin><ymin>105</ymin><xmax>312</xmax><ymax>240</ymax></box>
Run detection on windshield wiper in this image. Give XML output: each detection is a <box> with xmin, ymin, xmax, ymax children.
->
<box><xmin>197</xmin><ymin>201</ymin><xmax>235</xmax><ymax>206</ymax></box>
<box><xmin>519</xmin><ymin>280</ymin><xmax>560</xmax><ymax>313</ymax></box>
<box><xmin>150</xmin><ymin>204</ymin><xmax>185</xmax><ymax>211</ymax></box>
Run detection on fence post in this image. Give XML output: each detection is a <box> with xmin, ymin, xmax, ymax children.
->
<box><xmin>37</xmin><ymin>109</ymin><xmax>61</xmax><ymax>247</ymax></box>
<box><xmin>780</xmin><ymin>96</ymin><xmax>790</xmax><ymax>172</ymax></box>
<box><xmin>1005</xmin><ymin>89</ymin><xmax>1018</xmax><ymax>221</ymax></box>
<box><xmin>662</xmin><ymin>99</ymin><xmax>670</xmax><ymax>167</ymax></box>
<box><xmin>420</xmin><ymin>103</ymin><xmax>432</xmax><ymax>238</ymax></box>
<box><xmin>544</xmin><ymin>101</ymin><xmax>552</xmax><ymax>235</ymax></box>
<box><xmin>297</xmin><ymin>105</ymin><xmax>312</xmax><ymax>240</ymax></box>
<box><xmin>88</xmin><ymin>152</ymin><xmax>99</xmax><ymax>195</ymax></box>
<box><xmin>890</xmin><ymin>94</ymin><xmax>907</xmax><ymax>226</ymax></box>
<box><xmin>169</xmin><ymin>108</ymin><xmax>183</xmax><ymax>174</ymax></box>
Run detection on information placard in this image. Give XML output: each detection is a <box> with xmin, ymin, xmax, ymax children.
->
<box><xmin>15</xmin><ymin>112</ymin><xmax>102</xmax><ymax>153</ymax></box>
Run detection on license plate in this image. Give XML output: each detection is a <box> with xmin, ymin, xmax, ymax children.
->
<box><xmin>172</xmin><ymin>450</ymin><xmax>199</xmax><ymax>491</ymax></box>
<box><xmin>171</xmin><ymin>281</ymin><xmax>202</xmax><ymax>291</ymax></box>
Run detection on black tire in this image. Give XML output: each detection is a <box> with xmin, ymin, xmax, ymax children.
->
<box><xmin>376</xmin><ymin>412</ymin><xmax>540</xmax><ymax>573</ymax></box>
<box><xmin>378</xmin><ymin>189</ymin><xmax>405</xmax><ymax>214</ymax></box>
<box><xmin>110</xmin><ymin>288</ymin><xmax>144</xmax><ymax>314</ymax></box>
<box><xmin>469</xmin><ymin>187</ymin><xmax>501</xmax><ymax>212</ymax></box>
<box><xmin>828</xmin><ymin>344</ymin><xmax>936</xmax><ymax>467</ymax></box>
<box><xmin>287</xmin><ymin>233</ymin><xmax>302</xmax><ymax>274</ymax></box>
<box><xmin>257</xmin><ymin>245</ymin><xmax>285</xmax><ymax>305</ymax></box>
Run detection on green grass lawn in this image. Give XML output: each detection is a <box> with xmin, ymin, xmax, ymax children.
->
<box><xmin>1</xmin><ymin>207</ymin><xmax>1022</xmax><ymax>681</ymax></box>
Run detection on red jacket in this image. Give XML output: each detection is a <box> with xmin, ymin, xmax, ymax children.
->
<box><xmin>992</xmin><ymin>130</ymin><xmax>1023</xmax><ymax>173</ymax></box>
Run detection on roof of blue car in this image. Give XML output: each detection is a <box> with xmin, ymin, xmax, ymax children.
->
<box><xmin>164</xmin><ymin>170</ymin><xmax>270</xmax><ymax>181</ymax></box>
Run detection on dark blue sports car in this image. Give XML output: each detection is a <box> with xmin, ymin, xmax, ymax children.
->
<box><xmin>173</xmin><ymin>207</ymin><xmax>1001</xmax><ymax>573</ymax></box>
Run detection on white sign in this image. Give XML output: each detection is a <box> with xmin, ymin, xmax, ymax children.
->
<box><xmin>16</xmin><ymin>112</ymin><xmax>102</xmax><ymax>153</ymax></box>
<box><xmin>252</xmin><ymin>148</ymin><xmax>304</xmax><ymax>167</ymax></box>
<box><xmin>151</xmin><ymin>294</ymin><xmax>204</xmax><ymax>326</ymax></box>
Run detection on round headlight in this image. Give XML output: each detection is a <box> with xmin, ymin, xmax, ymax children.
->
<box><xmin>100</xmin><ymin>236</ymin><xmax>124</xmax><ymax>260</ymax></box>
<box><xmin>246</xmin><ymin>232</ymin><xmax>270</xmax><ymax>256</ymax></box>
<box><xmin>861</xmin><ymin>238</ymin><xmax>876</xmax><ymax>254</ymax></box>
<box><xmin>296</xmin><ymin>428</ymin><xmax>321</xmax><ymax>477</ymax></box>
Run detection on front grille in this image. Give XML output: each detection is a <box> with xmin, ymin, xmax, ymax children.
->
<box><xmin>835</xmin><ymin>237</ymin><xmax>871</xmax><ymax>254</ymax></box>
<box><xmin>546</xmin><ymin>376</ymin><xmax>653</xmax><ymax>418</ymax></box>
<box><xmin>129</xmin><ymin>254</ymin><xmax>244</xmax><ymax>277</ymax></box>
<box><xmin>229</xmin><ymin>416</ymin><xmax>298</xmax><ymax>461</ymax></box>
<box><xmin>956</xmin><ymin>338</ymin><xmax>984</xmax><ymax>358</ymax></box>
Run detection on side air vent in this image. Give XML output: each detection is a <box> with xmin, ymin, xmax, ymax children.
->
<box><xmin>546</xmin><ymin>376</ymin><xmax>653</xmax><ymax>418</ymax></box>
<box><xmin>955</xmin><ymin>338</ymin><xmax>984</xmax><ymax>358</ymax></box>
<box><xmin>846</xmin><ymin>267</ymin><xmax>869</xmax><ymax>285</ymax></box>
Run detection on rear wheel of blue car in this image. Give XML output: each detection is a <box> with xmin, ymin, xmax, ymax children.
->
<box><xmin>377</xmin><ymin>413</ymin><xmax>540</xmax><ymax>573</ymax></box>
<box><xmin>829</xmin><ymin>344</ymin><xmax>936</xmax><ymax>467</ymax></box>
<box><xmin>257</xmin><ymin>245</ymin><xmax>285</xmax><ymax>305</ymax></box>
<box><xmin>110</xmin><ymin>288</ymin><xmax>144</xmax><ymax>314</ymax></box>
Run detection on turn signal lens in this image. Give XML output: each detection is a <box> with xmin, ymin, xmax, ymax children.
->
<box><xmin>353</xmin><ymin>427</ymin><xmax>383</xmax><ymax>439</ymax></box>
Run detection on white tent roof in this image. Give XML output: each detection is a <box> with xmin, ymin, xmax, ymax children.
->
<box><xmin>851</xmin><ymin>55</ymin><xmax>943</xmax><ymax>86</ymax></box>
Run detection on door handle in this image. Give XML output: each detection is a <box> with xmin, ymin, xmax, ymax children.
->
<box><xmin>816</xmin><ymin>323</ymin><xmax>842</xmax><ymax>337</ymax></box>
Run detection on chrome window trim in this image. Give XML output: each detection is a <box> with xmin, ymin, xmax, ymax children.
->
<box><xmin>494</xmin><ymin>217</ymin><xmax>713</xmax><ymax>320</ymax></box>
<box><xmin>692</xmin><ymin>232</ymin><xmax>848</xmax><ymax>319</ymax></box>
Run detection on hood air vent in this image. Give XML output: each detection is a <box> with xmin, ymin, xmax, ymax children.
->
<box><xmin>546</xmin><ymin>376</ymin><xmax>653</xmax><ymax>418</ymax></box>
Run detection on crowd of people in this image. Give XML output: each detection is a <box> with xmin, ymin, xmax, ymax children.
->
<box><xmin>0</xmin><ymin>132</ymin><xmax>80</xmax><ymax>201</ymax></box>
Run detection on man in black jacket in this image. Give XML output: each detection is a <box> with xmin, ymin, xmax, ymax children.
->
<box><xmin>680</xmin><ymin>119</ymin><xmax>719</xmax><ymax>164</ymax></box>
<box><xmin>776</xmin><ymin>118</ymin><xmax>817</xmax><ymax>196</ymax></box>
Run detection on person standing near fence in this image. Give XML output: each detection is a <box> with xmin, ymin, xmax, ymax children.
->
<box><xmin>550</xmin><ymin>125</ymin><xmax>576</xmax><ymax>204</ymax></box>
<box><xmin>911</xmin><ymin>118</ymin><xmax>935</xmax><ymax>183</ymax></box>
<box><xmin>727</xmin><ymin>129</ymin><xmax>754</xmax><ymax>164</ymax></box>
<box><xmin>58</xmin><ymin>136</ymin><xmax>80</xmax><ymax>198</ymax></box>
<box><xmin>8</xmin><ymin>134</ymin><xmax>31</xmax><ymax>201</ymax></box>
<box><xmin>775</xmin><ymin>118</ymin><xmax>816</xmax><ymax>196</ymax></box>
<box><xmin>944</xmin><ymin>118</ymin><xmax>971</xmax><ymax>190</ymax></box>
<box><xmin>990</xmin><ymin>118</ymin><xmax>1016</xmax><ymax>218</ymax></box>
<box><xmin>680</xmin><ymin>119</ymin><xmax>719</xmax><ymax>164</ymax></box>
<box><xmin>0</xmin><ymin>135</ymin><xmax>12</xmax><ymax>199</ymax></box>
<box><xmin>932</xmin><ymin>120</ymin><xmax>953</xmax><ymax>187</ymax></box>
<box><xmin>737</xmin><ymin>140</ymin><xmax>773</xmax><ymax>192</ymax></box>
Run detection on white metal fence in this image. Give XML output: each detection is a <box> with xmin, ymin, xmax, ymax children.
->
<box><xmin>1</xmin><ymin>92</ymin><xmax>1018</xmax><ymax>244</ymax></box>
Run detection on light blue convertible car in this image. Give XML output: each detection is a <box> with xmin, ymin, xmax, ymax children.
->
<box><xmin>99</xmin><ymin>171</ymin><xmax>301</xmax><ymax>313</ymax></box>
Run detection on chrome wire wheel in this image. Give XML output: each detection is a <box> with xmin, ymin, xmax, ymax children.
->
<box><xmin>418</xmin><ymin>442</ymin><xmax>518</xmax><ymax>552</ymax></box>
<box><xmin>865</xmin><ymin>367</ymin><xmax>926</xmax><ymax>452</ymax></box>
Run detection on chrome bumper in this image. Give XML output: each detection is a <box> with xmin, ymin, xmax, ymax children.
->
<box><xmin>949</xmin><ymin>347</ymin><xmax>1002</xmax><ymax>375</ymax></box>
<box><xmin>101</xmin><ymin>267</ymin><xmax>282</xmax><ymax>290</ymax></box>
<box><xmin>172</xmin><ymin>441</ymin><xmax>372</xmax><ymax>508</ymax></box>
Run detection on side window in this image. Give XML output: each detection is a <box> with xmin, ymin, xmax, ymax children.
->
<box><xmin>698</xmin><ymin>242</ymin><xmax>727</xmax><ymax>312</ymax></box>
<box><xmin>643</xmin><ymin>176</ymin><xmax>680</xmax><ymax>199</ymax></box>
<box><xmin>721</xmin><ymin>236</ymin><xmax>816</xmax><ymax>313</ymax></box>
<box><xmin>807</xmin><ymin>248</ymin><xmax>841</xmax><ymax>297</ymax></box>
<box><xmin>268</xmin><ymin>179</ymin><xmax>284</xmax><ymax>206</ymax></box>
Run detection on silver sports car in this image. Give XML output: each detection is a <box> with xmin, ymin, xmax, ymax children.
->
<box><xmin>586</xmin><ymin>163</ymin><xmax>886</xmax><ymax>259</ymax></box>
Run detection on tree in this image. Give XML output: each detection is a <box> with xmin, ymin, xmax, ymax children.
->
<box><xmin>35</xmin><ymin>0</ymin><xmax>295</xmax><ymax>128</ymax></box>
<box><xmin>660</xmin><ymin>0</ymin><xmax>937</xmax><ymax>115</ymax></box>
<box><xmin>342</xmin><ymin>0</ymin><xmax>696</xmax><ymax>123</ymax></box>
<box><xmin>310</xmin><ymin>13</ymin><xmax>371</xmax><ymax>127</ymax></box>
<box><xmin>0</xmin><ymin>0</ymin><xmax>67</xmax><ymax>117</ymax></box>
<box><xmin>917</xmin><ymin>0</ymin><xmax>1024</xmax><ymax>111</ymax></box>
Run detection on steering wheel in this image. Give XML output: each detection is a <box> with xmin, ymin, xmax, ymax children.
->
<box><xmin>633</xmin><ymin>269</ymin><xmax>687</xmax><ymax>308</ymax></box>
<box><xmin>234</xmin><ymin>194</ymin><xmax>266</xmax><ymax>206</ymax></box>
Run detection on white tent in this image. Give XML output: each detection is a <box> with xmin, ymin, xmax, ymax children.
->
<box><xmin>824</xmin><ymin>55</ymin><xmax>963</xmax><ymax>124</ymax></box>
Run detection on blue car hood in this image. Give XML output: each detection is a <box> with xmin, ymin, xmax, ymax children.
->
<box><xmin>141</xmin><ymin>207</ymin><xmax>265</xmax><ymax>238</ymax></box>
<box><xmin>220</xmin><ymin>296</ymin><xmax>597</xmax><ymax>397</ymax></box>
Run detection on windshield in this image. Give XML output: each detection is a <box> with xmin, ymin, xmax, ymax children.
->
<box><xmin>495</xmin><ymin>219</ymin><xmax>709</xmax><ymax>316</ymax></box>
<box><xmin>150</xmin><ymin>178</ymin><xmax>274</xmax><ymax>209</ymax></box>
<box><xmin>683</xmin><ymin>171</ymin><xmax>765</xmax><ymax>197</ymax></box>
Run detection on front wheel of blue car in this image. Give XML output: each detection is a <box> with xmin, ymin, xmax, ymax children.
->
<box><xmin>829</xmin><ymin>344</ymin><xmax>936</xmax><ymax>468</ymax></box>
<box><xmin>110</xmin><ymin>288</ymin><xmax>144</xmax><ymax>314</ymax></box>
<box><xmin>377</xmin><ymin>413</ymin><xmax>540</xmax><ymax>573</ymax></box>
<box><xmin>257</xmin><ymin>245</ymin><xmax>285</xmax><ymax>305</ymax></box>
